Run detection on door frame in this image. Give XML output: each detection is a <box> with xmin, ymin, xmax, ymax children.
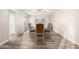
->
<box><xmin>9</xmin><ymin>10</ymin><xmax>16</xmax><ymax>36</ymax></box>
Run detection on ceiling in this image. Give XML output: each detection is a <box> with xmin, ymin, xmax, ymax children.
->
<box><xmin>24</xmin><ymin>9</ymin><xmax>56</xmax><ymax>16</ymax></box>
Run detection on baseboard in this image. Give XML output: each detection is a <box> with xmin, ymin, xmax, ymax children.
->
<box><xmin>53</xmin><ymin>29</ymin><xmax>79</xmax><ymax>46</ymax></box>
<box><xmin>63</xmin><ymin>35</ymin><xmax>79</xmax><ymax>46</ymax></box>
<box><xmin>0</xmin><ymin>39</ymin><xmax>9</xmax><ymax>46</ymax></box>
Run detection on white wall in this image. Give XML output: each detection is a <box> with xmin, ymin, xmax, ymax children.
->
<box><xmin>74</xmin><ymin>10</ymin><xmax>79</xmax><ymax>44</ymax></box>
<box><xmin>15</xmin><ymin>10</ymin><xmax>25</xmax><ymax>35</ymax></box>
<box><xmin>0</xmin><ymin>9</ymin><xmax>26</xmax><ymax>45</ymax></box>
<box><xmin>0</xmin><ymin>9</ymin><xmax>9</xmax><ymax>44</ymax></box>
<box><xmin>52</xmin><ymin>9</ymin><xmax>79</xmax><ymax>45</ymax></box>
<box><xmin>8</xmin><ymin>10</ymin><xmax>26</xmax><ymax>35</ymax></box>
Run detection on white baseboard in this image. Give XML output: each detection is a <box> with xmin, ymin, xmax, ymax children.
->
<box><xmin>53</xmin><ymin>29</ymin><xmax>79</xmax><ymax>46</ymax></box>
<box><xmin>0</xmin><ymin>39</ymin><xmax>9</xmax><ymax>46</ymax></box>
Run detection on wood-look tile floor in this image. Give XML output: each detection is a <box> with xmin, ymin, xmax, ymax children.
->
<box><xmin>0</xmin><ymin>31</ymin><xmax>79</xmax><ymax>49</ymax></box>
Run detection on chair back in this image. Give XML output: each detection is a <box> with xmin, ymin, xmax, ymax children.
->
<box><xmin>36</xmin><ymin>23</ymin><xmax>44</xmax><ymax>33</ymax></box>
<box><xmin>36</xmin><ymin>23</ymin><xmax>44</xmax><ymax>41</ymax></box>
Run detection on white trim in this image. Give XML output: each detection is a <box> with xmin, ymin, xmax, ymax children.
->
<box><xmin>0</xmin><ymin>39</ymin><xmax>9</xmax><ymax>46</ymax></box>
<box><xmin>53</xmin><ymin>29</ymin><xmax>79</xmax><ymax>46</ymax></box>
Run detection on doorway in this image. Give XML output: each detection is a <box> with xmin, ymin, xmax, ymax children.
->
<box><xmin>9</xmin><ymin>11</ymin><xmax>16</xmax><ymax>36</ymax></box>
<box><xmin>24</xmin><ymin>15</ymin><xmax>29</xmax><ymax>32</ymax></box>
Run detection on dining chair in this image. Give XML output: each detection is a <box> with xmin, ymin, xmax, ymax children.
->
<box><xmin>35</xmin><ymin>23</ymin><xmax>44</xmax><ymax>42</ymax></box>
<box><xmin>29</xmin><ymin>23</ymin><xmax>35</xmax><ymax>38</ymax></box>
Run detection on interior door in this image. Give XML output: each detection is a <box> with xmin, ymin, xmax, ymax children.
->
<box><xmin>9</xmin><ymin>11</ymin><xmax>16</xmax><ymax>36</ymax></box>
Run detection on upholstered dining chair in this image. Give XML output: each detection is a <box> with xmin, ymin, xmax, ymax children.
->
<box><xmin>29</xmin><ymin>23</ymin><xmax>35</xmax><ymax>38</ymax></box>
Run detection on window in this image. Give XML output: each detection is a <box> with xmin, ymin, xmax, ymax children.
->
<box><xmin>24</xmin><ymin>15</ymin><xmax>29</xmax><ymax>32</ymax></box>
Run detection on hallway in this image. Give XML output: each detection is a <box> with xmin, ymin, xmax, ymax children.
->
<box><xmin>0</xmin><ymin>31</ymin><xmax>79</xmax><ymax>49</ymax></box>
